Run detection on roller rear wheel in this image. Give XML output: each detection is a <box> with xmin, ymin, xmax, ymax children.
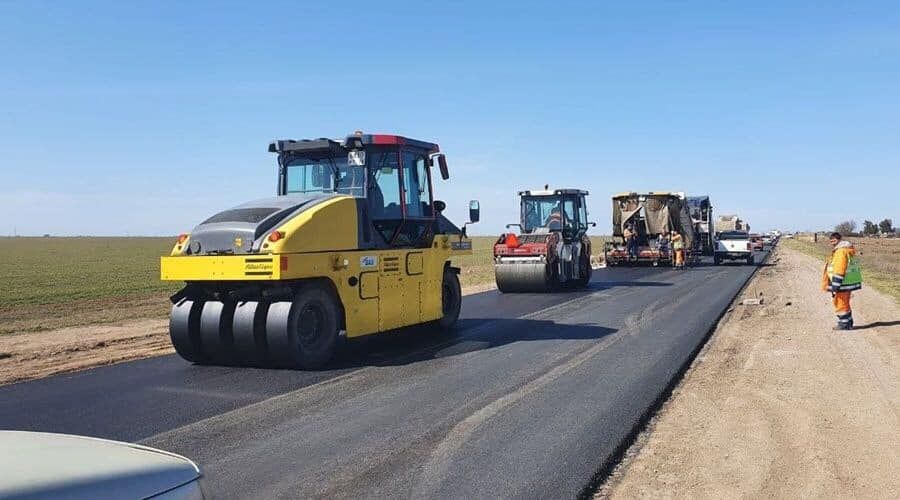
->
<box><xmin>574</xmin><ymin>255</ymin><xmax>592</xmax><ymax>288</ymax></box>
<box><xmin>438</xmin><ymin>269</ymin><xmax>462</xmax><ymax>330</ymax></box>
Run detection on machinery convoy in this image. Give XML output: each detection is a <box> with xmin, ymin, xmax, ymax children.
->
<box><xmin>160</xmin><ymin>131</ymin><xmax>759</xmax><ymax>368</ymax></box>
<box><xmin>161</xmin><ymin>133</ymin><xmax>479</xmax><ymax>368</ymax></box>
<box><xmin>604</xmin><ymin>192</ymin><xmax>697</xmax><ymax>267</ymax></box>
<box><xmin>493</xmin><ymin>188</ymin><xmax>593</xmax><ymax>292</ymax></box>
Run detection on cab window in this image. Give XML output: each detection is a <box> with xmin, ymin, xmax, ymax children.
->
<box><xmin>368</xmin><ymin>151</ymin><xmax>401</xmax><ymax>219</ymax></box>
<box><xmin>416</xmin><ymin>155</ymin><xmax>433</xmax><ymax>217</ymax></box>
<box><xmin>366</xmin><ymin>150</ymin><xmax>403</xmax><ymax>245</ymax></box>
<box><xmin>578</xmin><ymin>197</ymin><xmax>588</xmax><ymax>227</ymax></box>
<box><xmin>401</xmin><ymin>151</ymin><xmax>433</xmax><ymax>218</ymax></box>
<box><xmin>563</xmin><ymin>199</ymin><xmax>576</xmax><ymax>225</ymax></box>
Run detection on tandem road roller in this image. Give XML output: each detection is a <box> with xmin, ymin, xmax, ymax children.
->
<box><xmin>161</xmin><ymin>132</ymin><xmax>480</xmax><ymax>369</ymax></box>
<box><xmin>493</xmin><ymin>187</ymin><xmax>594</xmax><ymax>292</ymax></box>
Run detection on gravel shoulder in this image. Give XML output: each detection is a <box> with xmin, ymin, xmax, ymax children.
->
<box><xmin>0</xmin><ymin>284</ymin><xmax>497</xmax><ymax>386</ymax></box>
<box><xmin>599</xmin><ymin>246</ymin><xmax>900</xmax><ymax>499</ymax></box>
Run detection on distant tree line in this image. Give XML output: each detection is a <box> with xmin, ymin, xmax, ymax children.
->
<box><xmin>834</xmin><ymin>219</ymin><xmax>895</xmax><ymax>236</ymax></box>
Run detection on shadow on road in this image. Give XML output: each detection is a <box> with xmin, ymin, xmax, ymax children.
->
<box><xmin>854</xmin><ymin>320</ymin><xmax>900</xmax><ymax>330</ymax></box>
<box><xmin>333</xmin><ymin>318</ymin><xmax>617</xmax><ymax>369</ymax></box>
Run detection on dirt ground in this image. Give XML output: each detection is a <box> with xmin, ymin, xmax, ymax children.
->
<box><xmin>0</xmin><ymin>283</ymin><xmax>498</xmax><ymax>386</ymax></box>
<box><xmin>599</xmin><ymin>246</ymin><xmax>900</xmax><ymax>499</ymax></box>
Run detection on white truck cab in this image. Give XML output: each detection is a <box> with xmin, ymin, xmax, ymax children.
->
<box><xmin>714</xmin><ymin>230</ymin><xmax>754</xmax><ymax>265</ymax></box>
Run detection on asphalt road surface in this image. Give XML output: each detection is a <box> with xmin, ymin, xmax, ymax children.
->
<box><xmin>0</xmin><ymin>252</ymin><xmax>767</xmax><ymax>499</ymax></box>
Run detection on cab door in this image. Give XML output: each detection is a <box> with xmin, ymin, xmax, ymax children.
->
<box><xmin>367</xmin><ymin>147</ymin><xmax>436</xmax><ymax>330</ymax></box>
<box><xmin>393</xmin><ymin>149</ymin><xmax>434</xmax><ymax>325</ymax></box>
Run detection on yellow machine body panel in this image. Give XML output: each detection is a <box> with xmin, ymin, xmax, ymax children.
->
<box><xmin>262</xmin><ymin>196</ymin><xmax>359</xmax><ymax>254</ymax></box>
<box><xmin>162</xmin><ymin>229</ymin><xmax>469</xmax><ymax>338</ymax></box>
<box><xmin>161</xmin><ymin>254</ymin><xmax>282</xmax><ymax>281</ymax></box>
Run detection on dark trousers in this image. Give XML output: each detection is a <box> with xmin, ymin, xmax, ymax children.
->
<box><xmin>626</xmin><ymin>239</ymin><xmax>638</xmax><ymax>258</ymax></box>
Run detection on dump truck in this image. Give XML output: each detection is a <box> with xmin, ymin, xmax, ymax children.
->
<box><xmin>716</xmin><ymin>215</ymin><xmax>749</xmax><ymax>234</ymax></box>
<box><xmin>493</xmin><ymin>188</ymin><xmax>593</xmax><ymax>292</ymax></box>
<box><xmin>160</xmin><ymin>132</ymin><xmax>479</xmax><ymax>369</ymax></box>
<box><xmin>605</xmin><ymin>192</ymin><xmax>696</xmax><ymax>266</ymax></box>
<box><xmin>686</xmin><ymin>195</ymin><xmax>714</xmax><ymax>256</ymax></box>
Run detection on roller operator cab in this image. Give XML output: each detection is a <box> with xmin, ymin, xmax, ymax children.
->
<box><xmin>493</xmin><ymin>188</ymin><xmax>594</xmax><ymax>292</ymax></box>
<box><xmin>160</xmin><ymin>133</ymin><xmax>479</xmax><ymax>369</ymax></box>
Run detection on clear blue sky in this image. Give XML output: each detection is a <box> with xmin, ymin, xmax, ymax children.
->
<box><xmin>1</xmin><ymin>0</ymin><xmax>897</xmax><ymax>236</ymax></box>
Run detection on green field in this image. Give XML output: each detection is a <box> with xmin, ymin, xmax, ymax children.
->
<box><xmin>783</xmin><ymin>237</ymin><xmax>900</xmax><ymax>304</ymax></box>
<box><xmin>0</xmin><ymin>237</ymin><xmax>179</xmax><ymax>307</ymax></box>
<box><xmin>0</xmin><ymin>235</ymin><xmax>609</xmax><ymax>334</ymax></box>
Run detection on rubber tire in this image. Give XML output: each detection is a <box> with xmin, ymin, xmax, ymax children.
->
<box><xmin>438</xmin><ymin>269</ymin><xmax>462</xmax><ymax>331</ymax></box>
<box><xmin>170</xmin><ymin>299</ymin><xmax>206</xmax><ymax>363</ymax></box>
<box><xmin>714</xmin><ymin>255</ymin><xmax>721</xmax><ymax>265</ymax></box>
<box><xmin>574</xmin><ymin>254</ymin><xmax>591</xmax><ymax>288</ymax></box>
<box><xmin>266</xmin><ymin>285</ymin><xmax>340</xmax><ymax>370</ymax></box>
<box><xmin>746</xmin><ymin>254</ymin><xmax>754</xmax><ymax>266</ymax></box>
<box><xmin>199</xmin><ymin>301</ymin><xmax>236</xmax><ymax>363</ymax></box>
<box><xmin>232</xmin><ymin>301</ymin><xmax>268</xmax><ymax>365</ymax></box>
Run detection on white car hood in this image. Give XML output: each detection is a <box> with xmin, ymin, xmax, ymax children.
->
<box><xmin>0</xmin><ymin>431</ymin><xmax>200</xmax><ymax>499</ymax></box>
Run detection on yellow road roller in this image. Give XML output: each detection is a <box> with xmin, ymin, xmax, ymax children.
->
<box><xmin>160</xmin><ymin>133</ymin><xmax>479</xmax><ymax>368</ymax></box>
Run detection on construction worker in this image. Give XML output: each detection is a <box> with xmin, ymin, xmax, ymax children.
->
<box><xmin>624</xmin><ymin>224</ymin><xmax>637</xmax><ymax>261</ymax></box>
<box><xmin>821</xmin><ymin>232</ymin><xmax>862</xmax><ymax>330</ymax></box>
<box><xmin>546</xmin><ymin>206</ymin><xmax>563</xmax><ymax>230</ymax></box>
<box><xmin>671</xmin><ymin>231</ymin><xmax>685</xmax><ymax>270</ymax></box>
<box><xmin>657</xmin><ymin>232</ymin><xmax>670</xmax><ymax>254</ymax></box>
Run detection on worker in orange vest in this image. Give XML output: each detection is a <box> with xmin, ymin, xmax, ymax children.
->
<box><xmin>821</xmin><ymin>232</ymin><xmax>863</xmax><ymax>330</ymax></box>
<box><xmin>671</xmin><ymin>231</ymin><xmax>685</xmax><ymax>270</ymax></box>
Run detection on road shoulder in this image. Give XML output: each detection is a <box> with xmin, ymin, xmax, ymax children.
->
<box><xmin>598</xmin><ymin>246</ymin><xmax>900</xmax><ymax>499</ymax></box>
<box><xmin>0</xmin><ymin>284</ymin><xmax>497</xmax><ymax>386</ymax></box>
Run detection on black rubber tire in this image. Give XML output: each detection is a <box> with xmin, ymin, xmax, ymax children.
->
<box><xmin>169</xmin><ymin>299</ymin><xmax>206</xmax><ymax>363</ymax></box>
<box><xmin>438</xmin><ymin>269</ymin><xmax>462</xmax><ymax>330</ymax></box>
<box><xmin>199</xmin><ymin>301</ymin><xmax>236</xmax><ymax>363</ymax></box>
<box><xmin>714</xmin><ymin>255</ymin><xmax>721</xmax><ymax>265</ymax></box>
<box><xmin>746</xmin><ymin>254</ymin><xmax>755</xmax><ymax>265</ymax></box>
<box><xmin>232</xmin><ymin>301</ymin><xmax>268</xmax><ymax>365</ymax></box>
<box><xmin>574</xmin><ymin>254</ymin><xmax>591</xmax><ymax>288</ymax></box>
<box><xmin>266</xmin><ymin>284</ymin><xmax>340</xmax><ymax>369</ymax></box>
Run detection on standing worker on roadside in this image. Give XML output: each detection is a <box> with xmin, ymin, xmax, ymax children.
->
<box><xmin>822</xmin><ymin>232</ymin><xmax>862</xmax><ymax>330</ymax></box>
<box><xmin>671</xmin><ymin>231</ymin><xmax>685</xmax><ymax>270</ymax></box>
<box><xmin>624</xmin><ymin>223</ymin><xmax>638</xmax><ymax>261</ymax></box>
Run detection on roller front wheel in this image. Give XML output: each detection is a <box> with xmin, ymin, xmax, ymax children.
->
<box><xmin>170</xmin><ymin>299</ymin><xmax>206</xmax><ymax>363</ymax></box>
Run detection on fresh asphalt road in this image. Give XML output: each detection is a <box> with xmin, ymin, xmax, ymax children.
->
<box><xmin>0</xmin><ymin>252</ymin><xmax>767</xmax><ymax>499</ymax></box>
